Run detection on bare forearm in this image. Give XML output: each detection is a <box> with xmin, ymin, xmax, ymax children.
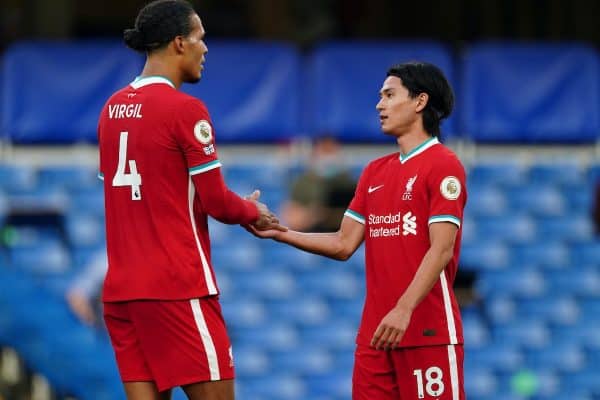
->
<box><xmin>275</xmin><ymin>230</ymin><xmax>351</xmax><ymax>260</ymax></box>
<box><xmin>396</xmin><ymin>247</ymin><xmax>454</xmax><ymax>311</ymax></box>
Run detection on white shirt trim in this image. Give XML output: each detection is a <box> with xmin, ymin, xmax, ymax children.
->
<box><xmin>130</xmin><ymin>76</ymin><xmax>175</xmax><ymax>89</ymax></box>
<box><xmin>399</xmin><ymin>137</ymin><xmax>440</xmax><ymax>164</ymax></box>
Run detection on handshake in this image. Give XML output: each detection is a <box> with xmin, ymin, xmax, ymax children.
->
<box><xmin>245</xmin><ymin>190</ymin><xmax>288</xmax><ymax>236</ymax></box>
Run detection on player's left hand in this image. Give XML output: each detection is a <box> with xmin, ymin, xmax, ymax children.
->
<box><xmin>370</xmin><ymin>305</ymin><xmax>412</xmax><ymax>350</ymax></box>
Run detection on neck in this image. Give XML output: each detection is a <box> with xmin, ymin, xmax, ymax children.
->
<box><xmin>396</xmin><ymin>130</ymin><xmax>432</xmax><ymax>155</ymax></box>
<box><xmin>140</xmin><ymin>55</ymin><xmax>182</xmax><ymax>89</ymax></box>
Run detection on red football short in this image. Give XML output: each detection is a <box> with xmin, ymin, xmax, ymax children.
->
<box><xmin>103</xmin><ymin>296</ymin><xmax>234</xmax><ymax>392</ymax></box>
<box><xmin>353</xmin><ymin>343</ymin><xmax>465</xmax><ymax>400</ymax></box>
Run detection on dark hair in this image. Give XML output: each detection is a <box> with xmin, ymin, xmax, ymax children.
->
<box><xmin>123</xmin><ymin>0</ymin><xmax>195</xmax><ymax>53</ymax></box>
<box><xmin>387</xmin><ymin>62</ymin><xmax>454</xmax><ymax>137</ymax></box>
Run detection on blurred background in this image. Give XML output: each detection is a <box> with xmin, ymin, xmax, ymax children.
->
<box><xmin>0</xmin><ymin>0</ymin><xmax>599</xmax><ymax>399</ymax></box>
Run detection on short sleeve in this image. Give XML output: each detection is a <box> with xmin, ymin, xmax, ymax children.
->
<box><xmin>344</xmin><ymin>165</ymin><xmax>369</xmax><ymax>225</ymax></box>
<box><xmin>427</xmin><ymin>156</ymin><xmax>467</xmax><ymax>228</ymax></box>
<box><xmin>173</xmin><ymin>99</ymin><xmax>221</xmax><ymax>176</ymax></box>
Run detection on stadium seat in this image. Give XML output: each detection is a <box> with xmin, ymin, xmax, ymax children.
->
<box><xmin>64</xmin><ymin>212</ymin><xmax>105</xmax><ymax>248</ymax></box>
<box><xmin>232</xmin><ymin>346</ymin><xmax>271</xmax><ymax>376</ymax></box>
<box><xmin>38</xmin><ymin>165</ymin><xmax>98</xmax><ymax>191</ymax></box>
<box><xmin>491</xmin><ymin>319</ymin><xmax>551</xmax><ymax>349</ymax></box>
<box><xmin>528</xmin><ymin>162</ymin><xmax>587</xmax><ymax>186</ymax></box>
<box><xmin>296</xmin><ymin>269</ymin><xmax>362</xmax><ymax>299</ymax></box>
<box><xmin>220</xmin><ymin>297</ymin><xmax>268</xmax><ymax>328</ymax></box>
<box><xmin>569</xmin><ymin>242</ymin><xmax>600</xmax><ymax>266</ymax></box>
<box><xmin>464</xmin><ymin>366</ymin><xmax>498</xmax><ymax>397</ymax></box>
<box><xmin>518</xmin><ymin>297</ymin><xmax>580</xmax><ymax>326</ymax></box>
<box><xmin>552</xmin><ymin>322</ymin><xmax>600</xmax><ymax>350</ymax></box>
<box><xmin>475</xmin><ymin>214</ymin><xmax>537</xmax><ymax>244</ymax></box>
<box><xmin>460</xmin><ymin>241</ymin><xmax>511</xmax><ymax>270</ymax></box>
<box><xmin>462</xmin><ymin>312</ymin><xmax>490</xmax><ymax>348</ymax></box>
<box><xmin>464</xmin><ymin>344</ymin><xmax>523</xmax><ymax>372</ymax></box>
<box><xmin>464</xmin><ymin>184</ymin><xmax>508</xmax><ymax>217</ymax></box>
<box><xmin>484</xmin><ymin>296</ymin><xmax>517</xmax><ymax>324</ymax></box>
<box><xmin>237</xmin><ymin>374</ymin><xmax>306</xmax><ymax>400</ymax></box>
<box><xmin>546</xmin><ymin>268</ymin><xmax>600</xmax><ymax>297</ymax></box>
<box><xmin>270</xmin><ymin>347</ymin><xmax>334</xmax><ymax>374</ymax></box>
<box><xmin>477</xmin><ymin>268</ymin><xmax>546</xmax><ymax>298</ymax></box>
<box><xmin>233</xmin><ymin>269</ymin><xmax>297</xmax><ymax>299</ymax></box>
<box><xmin>10</xmin><ymin>240</ymin><xmax>71</xmax><ymax>275</ymax></box>
<box><xmin>535</xmin><ymin>214</ymin><xmax>594</xmax><ymax>243</ymax></box>
<box><xmin>467</xmin><ymin>162</ymin><xmax>527</xmax><ymax>187</ymax></box>
<box><xmin>0</xmin><ymin>164</ymin><xmax>37</xmax><ymax>192</ymax></box>
<box><xmin>510</xmin><ymin>242</ymin><xmax>570</xmax><ymax>268</ymax></box>
<box><xmin>233</xmin><ymin>323</ymin><xmax>299</xmax><ymax>351</ymax></box>
<box><xmin>525</xmin><ymin>343</ymin><xmax>585</xmax><ymax>373</ymax></box>
<box><xmin>265</xmin><ymin>297</ymin><xmax>331</xmax><ymax>326</ymax></box>
<box><xmin>506</xmin><ymin>185</ymin><xmax>566</xmax><ymax>216</ymax></box>
<box><xmin>299</xmin><ymin>320</ymin><xmax>357</xmax><ymax>350</ymax></box>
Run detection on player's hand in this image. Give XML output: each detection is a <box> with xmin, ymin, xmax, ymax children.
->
<box><xmin>370</xmin><ymin>305</ymin><xmax>412</xmax><ymax>350</ymax></box>
<box><xmin>243</xmin><ymin>223</ymin><xmax>284</xmax><ymax>239</ymax></box>
<box><xmin>245</xmin><ymin>190</ymin><xmax>288</xmax><ymax>232</ymax></box>
<box><xmin>66</xmin><ymin>290</ymin><xmax>97</xmax><ymax>326</ymax></box>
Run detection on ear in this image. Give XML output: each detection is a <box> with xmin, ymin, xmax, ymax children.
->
<box><xmin>173</xmin><ymin>35</ymin><xmax>185</xmax><ymax>55</ymax></box>
<box><xmin>415</xmin><ymin>93</ymin><xmax>429</xmax><ymax>113</ymax></box>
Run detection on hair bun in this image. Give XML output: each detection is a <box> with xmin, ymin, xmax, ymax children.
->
<box><xmin>123</xmin><ymin>28</ymin><xmax>146</xmax><ymax>52</ymax></box>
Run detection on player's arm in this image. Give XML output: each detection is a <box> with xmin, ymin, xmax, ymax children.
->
<box><xmin>371</xmin><ymin>222</ymin><xmax>458</xmax><ymax>350</ymax></box>
<box><xmin>248</xmin><ymin>214</ymin><xmax>364</xmax><ymax>261</ymax></box>
<box><xmin>192</xmin><ymin>168</ymin><xmax>277</xmax><ymax>227</ymax></box>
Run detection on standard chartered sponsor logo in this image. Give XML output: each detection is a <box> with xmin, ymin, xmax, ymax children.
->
<box><xmin>402</xmin><ymin>212</ymin><xmax>417</xmax><ymax>236</ymax></box>
<box><xmin>368</xmin><ymin>211</ymin><xmax>417</xmax><ymax>237</ymax></box>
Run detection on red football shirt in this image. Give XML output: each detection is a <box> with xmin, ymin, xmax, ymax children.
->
<box><xmin>98</xmin><ymin>76</ymin><xmax>237</xmax><ymax>301</ymax></box>
<box><xmin>346</xmin><ymin>137</ymin><xmax>467</xmax><ymax>348</ymax></box>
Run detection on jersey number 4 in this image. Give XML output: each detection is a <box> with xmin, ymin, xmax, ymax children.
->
<box><xmin>112</xmin><ymin>131</ymin><xmax>142</xmax><ymax>200</ymax></box>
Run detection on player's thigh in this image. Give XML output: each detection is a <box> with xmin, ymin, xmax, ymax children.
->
<box><xmin>124</xmin><ymin>382</ymin><xmax>172</xmax><ymax>400</ymax></box>
<box><xmin>352</xmin><ymin>343</ymin><xmax>399</xmax><ymax>400</ymax></box>
<box><xmin>130</xmin><ymin>297</ymin><xmax>235</xmax><ymax>392</ymax></box>
<box><xmin>392</xmin><ymin>344</ymin><xmax>465</xmax><ymax>400</ymax></box>
<box><xmin>182</xmin><ymin>378</ymin><xmax>234</xmax><ymax>400</ymax></box>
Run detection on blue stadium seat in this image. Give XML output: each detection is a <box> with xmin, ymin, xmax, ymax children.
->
<box><xmin>484</xmin><ymin>296</ymin><xmax>517</xmax><ymax>324</ymax></box>
<box><xmin>68</xmin><ymin>186</ymin><xmax>105</xmax><ymax>217</ymax></box>
<box><xmin>300</xmin><ymin>320</ymin><xmax>357</xmax><ymax>350</ymax></box>
<box><xmin>506</xmin><ymin>185</ymin><xmax>566</xmax><ymax>216</ymax></box>
<box><xmin>561</xmin><ymin>370</ymin><xmax>600</xmax><ymax>395</ymax></box>
<box><xmin>10</xmin><ymin>240</ymin><xmax>71</xmax><ymax>275</ymax></box>
<box><xmin>464</xmin><ymin>185</ymin><xmax>508</xmax><ymax>217</ymax></box>
<box><xmin>464</xmin><ymin>366</ymin><xmax>498</xmax><ymax>398</ymax></box>
<box><xmin>460</xmin><ymin>241</ymin><xmax>511</xmax><ymax>270</ymax></box>
<box><xmin>2</xmin><ymin>40</ymin><xmax>143</xmax><ymax>143</ymax></box>
<box><xmin>518</xmin><ymin>297</ymin><xmax>580</xmax><ymax>326</ymax></box>
<box><xmin>270</xmin><ymin>348</ymin><xmax>334</xmax><ymax>374</ymax></box>
<box><xmin>491</xmin><ymin>319</ymin><xmax>551</xmax><ymax>349</ymax></box>
<box><xmin>510</xmin><ymin>242</ymin><xmax>570</xmax><ymax>268</ymax></box>
<box><xmin>296</xmin><ymin>269</ymin><xmax>362</xmax><ymax>299</ymax></box>
<box><xmin>525</xmin><ymin>343</ymin><xmax>585</xmax><ymax>373</ymax></box>
<box><xmin>462</xmin><ymin>312</ymin><xmax>490</xmax><ymax>348</ymax></box>
<box><xmin>569</xmin><ymin>242</ymin><xmax>600</xmax><ymax>266</ymax></box>
<box><xmin>303</xmin><ymin>372</ymin><xmax>351</xmax><ymax>399</ymax></box>
<box><xmin>232</xmin><ymin>346</ymin><xmax>271</xmax><ymax>376</ymax></box>
<box><xmin>552</xmin><ymin>322</ymin><xmax>600</xmax><ymax>350</ymax></box>
<box><xmin>546</xmin><ymin>268</ymin><xmax>600</xmax><ymax>297</ymax></box>
<box><xmin>0</xmin><ymin>164</ymin><xmax>37</xmax><ymax>192</ymax></box>
<box><xmin>237</xmin><ymin>374</ymin><xmax>306</xmax><ymax>400</ymax></box>
<box><xmin>266</xmin><ymin>297</ymin><xmax>331</xmax><ymax>326</ymax></box>
<box><xmin>561</xmin><ymin>183</ymin><xmax>594</xmax><ymax>211</ymax></box>
<box><xmin>306</xmin><ymin>41</ymin><xmax>456</xmax><ymax>141</ymax></box>
<box><xmin>220</xmin><ymin>297</ymin><xmax>267</xmax><ymax>328</ymax></box>
<box><xmin>64</xmin><ymin>212</ymin><xmax>105</xmax><ymax>248</ymax></box>
<box><xmin>211</xmin><ymin>240</ymin><xmax>263</xmax><ymax>271</ymax></box>
<box><xmin>7</xmin><ymin>186</ymin><xmax>69</xmax><ymax>212</ymax></box>
<box><xmin>477</xmin><ymin>268</ymin><xmax>546</xmax><ymax>298</ymax></box>
<box><xmin>465</xmin><ymin>344</ymin><xmax>523</xmax><ymax>372</ymax></box>
<box><xmin>462</xmin><ymin>42</ymin><xmax>600</xmax><ymax>143</ymax></box>
<box><xmin>38</xmin><ymin>165</ymin><xmax>98</xmax><ymax>191</ymax></box>
<box><xmin>233</xmin><ymin>269</ymin><xmax>297</xmax><ymax>299</ymax></box>
<box><xmin>528</xmin><ymin>162</ymin><xmax>587</xmax><ymax>186</ymax></box>
<box><xmin>475</xmin><ymin>214</ymin><xmax>536</xmax><ymax>244</ymax></box>
<box><xmin>535</xmin><ymin>214</ymin><xmax>594</xmax><ymax>243</ymax></box>
<box><xmin>181</xmin><ymin>41</ymin><xmax>301</xmax><ymax>142</ymax></box>
<box><xmin>467</xmin><ymin>162</ymin><xmax>527</xmax><ymax>187</ymax></box>
<box><xmin>233</xmin><ymin>323</ymin><xmax>299</xmax><ymax>351</ymax></box>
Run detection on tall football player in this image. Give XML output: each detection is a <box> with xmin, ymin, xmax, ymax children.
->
<box><xmin>97</xmin><ymin>1</ymin><xmax>284</xmax><ymax>399</ymax></box>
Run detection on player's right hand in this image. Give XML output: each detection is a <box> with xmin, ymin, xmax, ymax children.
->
<box><xmin>246</xmin><ymin>190</ymin><xmax>288</xmax><ymax>232</ymax></box>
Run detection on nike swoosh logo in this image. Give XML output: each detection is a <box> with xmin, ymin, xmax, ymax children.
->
<box><xmin>368</xmin><ymin>184</ymin><xmax>384</xmax><ymax>194</ymax></box>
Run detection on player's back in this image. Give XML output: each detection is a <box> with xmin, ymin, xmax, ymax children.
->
<box><xmin>98</xmin><ymin>77</ymin><xmax>217</xmax><ymax>301</ymax></box>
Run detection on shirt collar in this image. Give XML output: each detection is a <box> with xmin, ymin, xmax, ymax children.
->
<box><xmin>129</xmin><ymin>75</ymin><xmax>175</xmax><ymax>89</ymax></box>
<box><xmin>399</xmin><ymin>136</ymin><xmax>440</xmax><ymax>164</ymax></box>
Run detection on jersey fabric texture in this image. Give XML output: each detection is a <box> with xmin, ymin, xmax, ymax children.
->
<box><xmin>346</xmin><ymin>137</ymin><xmax>467</xmax><ymax>348</ymax></box>
<box><xmin>98</xmin><ymin>76</ymin><xmax>254</xmax><ymax>301</ymax></box>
